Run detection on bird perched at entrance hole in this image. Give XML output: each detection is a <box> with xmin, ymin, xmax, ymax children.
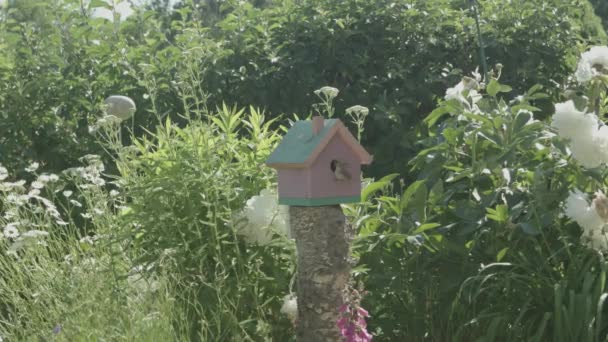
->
<box><xmin>330</xmin><ymin>159</ymin><xmax>351</xmax><ymax>181</ymax></box>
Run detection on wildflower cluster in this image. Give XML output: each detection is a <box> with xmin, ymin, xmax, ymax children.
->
<box><xmin>63</xmin><ymin>155</ymin><xmax>106</xmax><ymax>188</ymax></box>
<box><xmin>235</xmin><ymin>188</ymin><xmax>289</xmax><ymax>245</ymax></box>
<box><xmin>0</xmin><ymin>162</ymin><xmax>63</xmax><ymax>256</ymax></box>
<box><xmin>313</xmin><ymin>86</ymin><xmax>339</xmax><ymax>118</ymax></box>
<box><xmin>337</xmin><ymin>286</ymin><xmax>372</xmax><ymax>342</ymax></box>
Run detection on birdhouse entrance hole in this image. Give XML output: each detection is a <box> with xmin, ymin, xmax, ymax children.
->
<box><xmin>330</xmin><ymin>159</ymin><xmax>338</xmax><ymax>173</ymax></box>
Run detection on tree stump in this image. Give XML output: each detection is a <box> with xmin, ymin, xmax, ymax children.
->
<box><xmin>290</xmin><ymin>205</ymin><xmax>353</xmax><ymax>342</ymax></box>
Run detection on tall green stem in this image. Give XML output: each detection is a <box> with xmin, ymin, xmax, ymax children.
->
<box><xmin>470</xmin><ymin>0</ymin><xmax>488</xmax><ymax>81</ymax></box>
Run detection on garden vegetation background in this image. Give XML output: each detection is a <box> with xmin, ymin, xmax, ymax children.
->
<box><xmin>2</xmin><ymin>0</ymin><xmax>608</xmax><ymax>340</ymax></box>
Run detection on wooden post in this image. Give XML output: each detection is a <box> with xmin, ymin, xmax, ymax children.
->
<box><xmin>290</xmin><ymin>205</ymin><xmax>353</xmax><ymax>342</ymax></box>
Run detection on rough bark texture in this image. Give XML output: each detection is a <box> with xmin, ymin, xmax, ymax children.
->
<box><xmin>290</xmin><ymin>205</ymin><xmax>352</xmax><ymax>342</ymax></box>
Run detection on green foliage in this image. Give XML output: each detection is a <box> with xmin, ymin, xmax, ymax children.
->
<box><xmin>0</xmin><ymin>161</ymin><xmax>184</xmax><ymax>341</ymax></box>
<box><xmin>1</xmin><ymin>0</ymin><xmax>605</xmax><ymax>180</ymax></box>
<box><xmin>116</xmin><ymin>107</ymin><xmax>295</xmax><ymax>341</ymax></box>
<box><xmin>590</xmin><ymin>0</ymin><xmax>608</xmax><ymax>31</ymax></box>
<box><xmin>348</xmin><ymin>76</ymin><xmax>608</xmax><ymax>340</ymax></box>
<box><xmin>192</xmin><ymin>0</ymin><xmax>606</xmax><ymax>176</ymax></box>
<box><xmin>2</xmin><ymin>0</ymin><xmax>608</xmax><ymax>341</ymax></box>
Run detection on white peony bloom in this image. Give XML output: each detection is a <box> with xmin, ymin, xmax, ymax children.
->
<box><xmin>551</xmin><ymin>101</ymin><xmax>608</xmax><ymax>168</ymax></box>
<box><xmin>104</xmin><ymin>95</ymin><xmax>136</xmax><ymax>121</ymax></box>
<box><xmin>236</xmin><ymin>189</ymin><xmax>289</xmax><ymax>245</ymax></box>
<box><xmin>551</xmin><ymin>100</ymin><xmax>597</xmax><ymax>140</ymax></box>
<box><xmin>565</xmin><ymin>190</ymin><xmax>605</xmax><ymax>235</ymax></box>
<box><xmin>568</xmin><ymin>135</ymin><xmax>604</xmax><ymax>168</ymax></box>
<box><xmin>575</xmin><ymin>46</ymin><xmax>608</xmax><ymax>84</ymax></box>
<box><xmin>280</xmin><ymin>294</ymin><xmax>298</xmax><ymax>321</ymax></box>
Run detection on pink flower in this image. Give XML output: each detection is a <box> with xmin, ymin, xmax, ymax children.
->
<box><xmin>336</xmin><ymin>302</ymin><xmax>372</xmax><ymax>341</ymax></box>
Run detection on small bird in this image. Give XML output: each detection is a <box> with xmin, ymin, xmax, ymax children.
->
<box><xmin>330</xmin><ymin>159</ymin><xmax>351</xmax><ymax>181</ymax></box>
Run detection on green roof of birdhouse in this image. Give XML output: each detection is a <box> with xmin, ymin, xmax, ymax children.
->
<box><xmin>266</xmin><ymin>118</ymin><xmax>372</xmax><ymax>168</ymax></box>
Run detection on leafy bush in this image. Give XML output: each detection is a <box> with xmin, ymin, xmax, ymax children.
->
<box><xmin>348</xmin><ymin>62</ymin><xmax>608</xmax><ymax>340</ymax></box>
<box><xmin>115</xmin><ymin>106</ymin><xmax>296</xmax><ymax>341</ymax></box>
<box><xmin>195</xmin><ymin>0</ymin><xmax>607</xmax><ymax>177</ymax></box>
<box><xmin>1</xmin><ymin>0</ymin><xmax>606</xmax><ymax>180</ymax></box>
<box><xmin>590</xmin><ymin>0</ymin><xmax>608</xmax><ymax>31</ymax></box>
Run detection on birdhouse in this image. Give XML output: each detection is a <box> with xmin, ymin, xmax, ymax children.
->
<box><xmin>266</xmin><ymin>116</ymin><xmax>373</xmax><ymax>206</ymax></box>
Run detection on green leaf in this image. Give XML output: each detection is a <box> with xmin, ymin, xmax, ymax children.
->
<box><xmin>361</xmin><ymin>174</ymin><xmax>399</xmax><ymax>202</ymax></box>
<box><xmin>486</xmin><ymin>204</ymin><xmax>508</xmax><ymax>222</ymax></box>
<box><xmin>400</xmin><ymin>180</ymin><xmax>426</xmax><ymax>210</ymax></box>
<box><xmin>486</xmin><ymin>79</ymin><xmax>511</xmax><ymax>97</ymax></box>
<box><xmin>424</xmin><ymin>106</ymin><xmax>449</xmax><ymax>127</ymax></box>
<box><xmin>496</xmin><ymin>247</ymin><xmax>509</xmax><ymax>262</ymax></box>
<box><xmin>513</xmin><ymin>110</ymin><xmax>532</xmax><ymax>131</ymax></box>
<box><xmin>412</xmin><ymin>222</ymin><xmax>441</xmax><ymax>234</ymax></box>
<box><xmin>89</xmin><ymin>0</ymin><xmax>111</xmax><ymax>8</ymax></box>
<box><xmin>487</xmin><ymin>79</ymin><xmax>501</xmax><ymax>97</ymax></box>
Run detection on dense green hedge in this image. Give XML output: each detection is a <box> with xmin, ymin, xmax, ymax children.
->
<box><xmin>201</xmin><ymin>0</ymin><xmax>606</xmax><ymax>176</ymax></box>
<box><xmin>0</xmin><ymin>0</ymin><xmax>605</xmax><ymax>178</ymax></box>
<box><xmin>590</xmin><ymin>0</ymin><xmax>608</xmax><ymax>30</ymax></box>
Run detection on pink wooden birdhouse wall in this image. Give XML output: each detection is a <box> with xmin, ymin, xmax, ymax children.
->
<box><xmin>266</xmin><ymin>116</ymin><xmax>373</xmax><ymax>206</ymax></box>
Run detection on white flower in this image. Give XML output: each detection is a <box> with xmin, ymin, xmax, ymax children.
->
<box><xmin>575</xmin><ymin>46</ymin><xmax>608</xmax><ymax>84</ymax></box>
<box><xmin>551</xmin><ymin>101</ymin><xmax>597</xmax><ymax>140</ymax></box>
<box><xmin>0</xmin><ymin>165</ymin><xmax>7</xmax><ymax>181</ymax></box>
<box><xmin>444</xmin><ymin>76</ymin><xmax>481</xmax><ymax>108</ymax></box>
<box><xmin>1</xmin><ymin>180</ymin><xmax>26</xmax><ymax>192</ymax></box>
<box><xmin>104</xmin><ymin>95</ymin><xmax>136</xmax><ymax>121</ymax></box>
<box><xmin>79</xmin><ymin>236</ymin><xmax>94</xmax><ymax>245</ymax></box>
<box><xmin>551</xmin><ymin>101</ymin><xmax>608</xmax><ymax>168</ymax></box>
<box><xmin>70</xmin><ymin>199</ymin><xmax>82</xmax><ymax>207</ymax></box>
<box><xmin>3</xmin><ymin>224</ymin><xmax>19</xmax><ymax>239</ymax></box>
<box><xmin>25</xmin><ymin>162</ymin><xmax>39</xmax><ymax>173</ymax></box>
<box><xmin>583</xmin><ymin>229</ymin><xmax>608</xmax><ymax>250</ymax></box>
<box><xmin>110</xmin><ymin>189</ymin><xmax>120</xmax><ymax>197</ymax></box>
<box><xmin>236</xmin><ymin>189</ymin><xmax>289</xmax><ymax>245</ymax></box>
<box><xmin>63</xmin><ymin>190</ymin><xmax>73</xmax><ymax>198</ymax></box>
<box><xmin>346</xmin><ymin>105</ymin><xmax>370</xmax><ymax>117</ymax></box>
<box><xmin>314</xmin><ymin>86</ymin><xmax>339</xmax><ymax>99</ymax></box>
<box><xmin>280</xmin><ymin>294</ymin><xmax>298</xmax><ymax>321</ymax></box>
<box><xmin>21</xmin><ymin>230</ymin><xmax>49</xmax><ymax>239</ymax></box>
<box><xmin>565</xmin><ymin>190</ymin><xmax>605</xmax><ymax>234</ymax></box>
<box><xmin>31</xmin><ymin>181</ymin><xmax>45</xmax><ymax>189</ymax></box>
